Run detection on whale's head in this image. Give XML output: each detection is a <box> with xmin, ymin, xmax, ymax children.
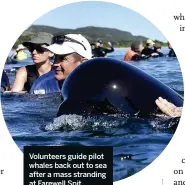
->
<box><xmin>57</xmin><ymin>58</ymin><xmax>183</xmax><ymax>117</ymax></box>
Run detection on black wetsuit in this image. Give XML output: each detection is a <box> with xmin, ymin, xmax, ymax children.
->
<box><xmin>1</xmin><ymin>70</ymin><xmax>9</xmax><ymax>91</ymax></box>
<box><xmin>141</xmin><ymin>47</ymin><xmax>154</xmax><ymax>56</ymax></box>
<box><xmin>168</xmin><ymin>49</ymin><xmax>176</xmax><ymax>57</ymax></box>
<box><xmin>24</xmin><ymin>65</ymin><xmax>39</xmax><ymax>92</ymax></box>
<box><xmin>92</xmin><ymin>46</ymin><xmax>114</xmax><ymax>57</ymax></box>
<box><xmin>156</xmin><ymin>51</ymin><xmax>164</xmax><ymax>57</ymax></box>
<box><xmin>131</xmin><ymin>54</ymin><xmax>150</xmax><ymax>61</ymax></box>
<box><xmin>152</xmin><ymin>51</ymin><xmax>164</xmax><ymax>58</ymax></box>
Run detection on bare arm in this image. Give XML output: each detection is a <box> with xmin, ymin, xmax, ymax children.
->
<box><xmin>11</xmin><ymin>67</ymin><xmax>27</xmax><ymax>93</ymax></box>
<box><xmin>104</xmin><ymin>42</ymin><xmax>114</xmax><ymax>54</ymax></box>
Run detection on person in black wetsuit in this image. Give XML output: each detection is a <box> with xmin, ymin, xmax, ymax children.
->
<box><xmin>168</xmin><ymin>42</ymin><xmax>176</xmax><ymax>57</ymax></box>
<box><xmin>11</xmin><ymin>32</ymin><xmax>54</xmax><ymax>93</ymax></box>
<box><xmin>153</xmin><ymin>43</ymin><xmax>164</xmax><ymax>57</ymax></box>
<box><xmin>1</xmin><ymin>70</ymin><xmax>10</xmax><ymax>92</ymax></box>
<box><xmin>92</xmin><ymin>39</ymin><xmax>114</xmax><ymax>57</ymax></box>
<box><xmin>141</xmin><ymin>39</ymin><xmax>159</xmax><ymax>57</ymax></box>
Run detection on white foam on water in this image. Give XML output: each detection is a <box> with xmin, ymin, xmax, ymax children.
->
<box><xmin>45</xmin><ymin>114</ymin><xmax>127</xmax><ymax>131</ymax></box>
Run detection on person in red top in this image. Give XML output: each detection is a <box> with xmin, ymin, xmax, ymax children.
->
<box><xmin>124</xmin><ymin>41</ymin><xmax>150</xmax><ymax>61</ymax></box>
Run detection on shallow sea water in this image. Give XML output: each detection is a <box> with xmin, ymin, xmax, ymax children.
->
<box><xmin>1</xmin><ymin>48</ymin><xmax>183</xmax><ymax>181</ymax></box>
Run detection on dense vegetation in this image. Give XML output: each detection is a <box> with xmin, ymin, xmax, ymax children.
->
<box><xmin>13</xmin><ymin>25</ymin><xmax>167</xmax><ymax>48</ymax></box>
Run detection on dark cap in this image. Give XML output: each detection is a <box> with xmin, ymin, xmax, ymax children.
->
<box><xmin>97</xmin><ymin>39</ymin><xmax>103</xmax><ymax>44</ymax></box>
<box><xmin>23</xmin><ymin>32</ymin><xmax>53</xmax><ymax>47</ymax></box>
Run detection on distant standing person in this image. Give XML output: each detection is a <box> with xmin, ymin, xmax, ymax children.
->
<box><xmin>11</xmin><ymin>32</ymin><xmax>54</xmax><ymax>93</ymax></box>
<box><xmin>141</xmin><ymin>39</ymin><xmax>159</xmax><ymax>57</ymax></box>
<box><xmin>92</xmin><ymin>39</ymin><xmax>114</xmax><ymax>57</ymax></box>
<box><xmin>168</xmin><ymin>42</ymin><xmax>176</xmax><ymax>57</ymax></box>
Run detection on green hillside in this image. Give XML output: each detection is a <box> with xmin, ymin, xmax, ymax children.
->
<box><xmin>13</xmin><ymin>25</ymin><xmax>167</xmax><ymax>48</ymax></box>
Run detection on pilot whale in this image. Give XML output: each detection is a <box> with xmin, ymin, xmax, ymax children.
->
<box><xmin>57</xmin><ymin>58</ymin><xmax>183</xmax><ymax>117</ymax></box>
<box><xmin>29</xmin><ymin>57</ymin><xmax>183</xmax><ymax>117</ymax></box>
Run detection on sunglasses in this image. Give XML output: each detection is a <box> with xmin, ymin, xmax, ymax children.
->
<box><xmin>28</xmin><ymin>44</ymin><xmax>48</xmax><ymax>53</ymax></box>
<box><xmin>52</xmin><ymin>35</ymin><xmax>87</xmax><ymax>51</ymax></box>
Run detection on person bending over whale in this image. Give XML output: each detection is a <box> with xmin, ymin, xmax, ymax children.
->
<box><xmin>45</xmin><ymin>34</ymin><xmax>92</xmax><ymax>81</ymax></box>
<box><xmin>11</xmin><ymin>32</ymin><xmax>54</xmax><ymax>93</ymax></box>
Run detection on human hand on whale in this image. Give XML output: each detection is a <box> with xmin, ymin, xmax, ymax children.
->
<box><xmin>155</xmin><ymin>97</ymin><xmax>182</xmax><ymax>118</ymax></box>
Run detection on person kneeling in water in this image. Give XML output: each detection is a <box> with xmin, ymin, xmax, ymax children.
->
<box><xmin>11</xmin><ymin>32</ymin><xmax>54</xmax><ymax>93</ymax></box>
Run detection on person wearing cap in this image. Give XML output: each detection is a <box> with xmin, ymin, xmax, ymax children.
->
<box><xmin>168</xmin><ymin>42</ymin><xmax>176</xmax><ymax>57</ymax></box>
<box><xmin>11</xmin><ymin>32</ymin><xmax>54</xmax><ymax>93</ymax></box>
<box><xmin>141</xmin><ymin>39</ymin><xmax>159</xmax><ymax>57</ymax></box>
<box><xmin>45</xmin><ymin>34</ymin><xmax>92</xmax><ymax>82</ymax></box>
<box><xmin>124</xmin><ymin>40</ymin><xmax>150</xmax><ymax>61</ymax></box>
<box><xmin>92</xmin><ymin>39</ymin><xmax>114</xmax><ymax>57</ymax></box>
<box><xmin>153</xmin><ymin>43</ymin><xmax>164</xmax><ymax>57</ymax></box>
<box><xmin>13</xmin><ymin>44</ymin><xmax>28</xmax><ymax>61</ymax></box>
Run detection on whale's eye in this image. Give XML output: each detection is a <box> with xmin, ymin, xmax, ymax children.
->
<box><xmin>104</xmin><ymin>80</ymin><xmax>138</xmax><ymax>114</ymax></box>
